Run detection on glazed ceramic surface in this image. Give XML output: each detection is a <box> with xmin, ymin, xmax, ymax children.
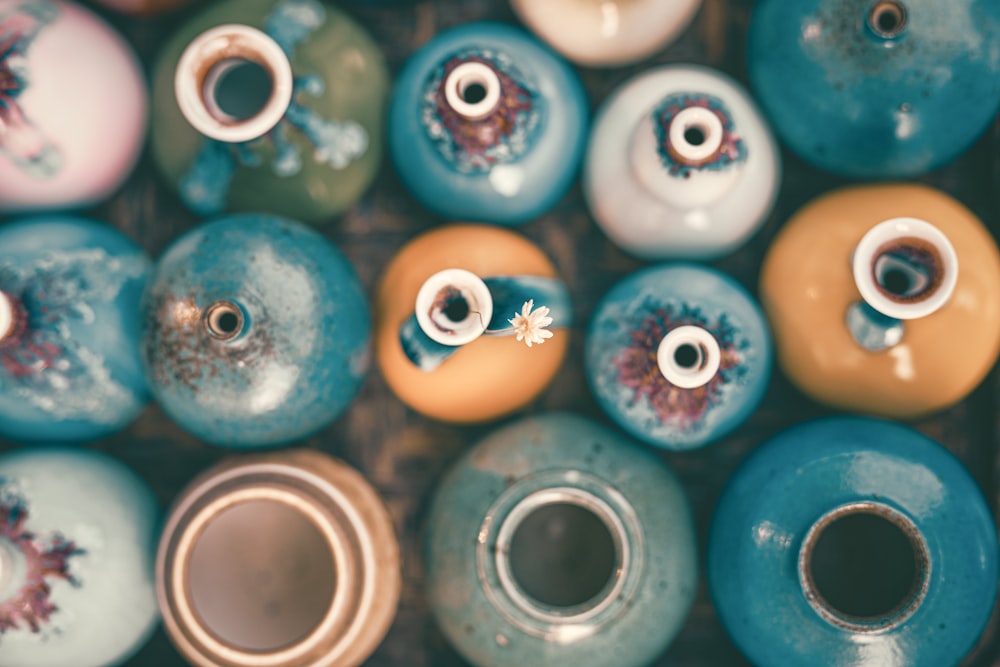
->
<box><xmin>0</xmin><ymin>216</ymin><xmax>151</xmax><ymax>442</ymax></box>
<box><xmin>748</xmin><ymin>0</ymin><xmax>1000</xmax><ymax>178</ymax></box>
<box><xmin>584</xmin><ymin>65</ymin><xmax>780</xmax><ymax>260</ymax></box>
<box><xmin>140</xmin><ymin>214</ymin><xmax>370</xmax><ymax>448</ymax></box>
<box><xmin>761</xmin><ymin>183</ymin><xmax>1000</xmax><ymax>419</ymax></box>
<box><xmin>151</xmin><ymin>0</ymin><xmax>389</xmax><ymax>223</ymax></box>
<box><xmin>389</xmin><ymin>22</ymin><xmax>588</xmax><ymax>226</ymax></box>
<box><xmin>586</xmin><ymin>264</ymin><xmax>771</xmax><ymax>450</ymax></box>
<box><xmin>426</xmin><ymin>413</ymin><xmax>697</xmax><ymax>667</ymax></box>
<box><xmin>0</xmin><ymin>447</ymin><xmax>159</xmax><ymax>667</ymax></box>
<box><xmin>709</xmin><ymin>417</ymin><xmax>998</xmax><ymax>667</ymax></box>
<box><xmin>510</xmin><ymin>0</ymin><xmax>701</xmax><ymax>67</ymax></box>
<box><xmin>0</xmin><ymin>0</ymin><xmax>147</xmax><ymax>212</ymax></box>
<box><xmin>375</xmin><ymin>225</ymin><xmax>570</xmax><ymax>423</ymax></box>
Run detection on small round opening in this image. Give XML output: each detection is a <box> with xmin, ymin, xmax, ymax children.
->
<box><xmin>207</xmin><ymin>59</ymin><xmax>274</xmax><ymax>122</ymax></box>
<box><xmin>462</xmin><ymin>82</ymin><xmax>488</xmax><ymax>105</ymax></box>
<box><xmin>673</xmin><ymin>343</ymin><xmax>702</xmax><ymax>369</ymax></box>
<box><xmin>880</xmin><ymin>268</ymin><xmax>911</xmax><ymax>296</ymax></box>
<box><xmin>507</xmin><ymin>502</ymin><xmax>617</xmax><ymax>609</ymax></box>
<box><xmin>442</xmin><ymin>294</ymin><xmax>470</xmax><ymax>323</ymax></box>
<box><xmin>204</xmin><ymin>301</ymin><xmax>245</xmax><ymax>340</ymax></box>
<box><xmin>684</xmin><ymin>125</ymin><xmax>707</xmax><ymax>147</ymax></box>
<box><xmin>869</xmin><ymin>1</ymin><xmax>907</xmax><ymax>38</ymax></box>
<box><xmin>872</xmin><ymin>238</ymin><xmax>941</xmax><ymax>303</ymax></box>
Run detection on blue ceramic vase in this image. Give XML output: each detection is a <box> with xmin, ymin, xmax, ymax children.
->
<box><xmin>389</xmin><ymin>22</ymin><xmax>588</xmax><ymax>225</ymax></box>
<box><xmin>0</xmin><ymin>216</ymin><xmax>151</xmax><ymax>442</ymax></box>
<box><xmin>425</xmin><ymin>413</ymin><xmax>698</xmax><ymax>667</ymax></box>
<box><xmin>139</xmin><ymin>214</ymin><xmax>370</xmax><ymax>448</ymax></box>
<box><xmin>748</xmin><ymin>0</ymin><xmax>1000</xmax><ymax>178</ymax></box>
<box><xmin>586</xmin><ymin>264</ymin><xmax>771</xmax><ymax>450</ymax></box>
<box><xmin>709</xmin><ymin>417</ymin><xmax>998</xmax><ymax>667</ymax></box>
<box><xmin>0</xmin><ymin>446</ymin><xmax>159</xmax><ymax>667</ymax></box>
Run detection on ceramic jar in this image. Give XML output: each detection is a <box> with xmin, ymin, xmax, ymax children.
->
<box><xmin>426</xmin><ymin>413</ymin><xmax>697</xmax><ymax>667</ymax></box>
<box><xmin>761</xmin><ymin>183</ymin><xmax>1000</xmax><ymax>419</ymax></box>
<box><xmin>389</xmin><ymin>22</ymin><xmax>588</xmax><ymax>226</ymax></box>
<box><xmin>586</xmin><ymin>264</ymin><xmax>771</xmax><ymax>450</ymax></box>
<box><xmin>151</xmin><ymin>0</ymin><xmax>389</xmax><ymax>223</ymax></box>
<box><xmin>157</xmin><ymin>449</ymin><xmax>401</xmax><ymax>667</ymax></box>
<box><xmin>584</xmin><ymin>65</ymin><xmax>780</xmax><ymax>260</ymax></box>
<box><xmin>140</xmin><ymin>214</ymin><xmax>370</xmax><ymax>447</ymax></box>
<box><xmin>748</xmin><ymin>0</ymin><xmax>1000</xmax><ymax>178</ymax></box>
<box><xmin>0</xmin><ymin>216</ymin><xmax>151</xmax><ymax>442</ymax></box>
<box><xmin>0</xmin><ymin>0</ymin><xmax>146</xmax><ymax>212</ymax></box>
<box><xmin>510</xmin><ymin>0</ymin><xmax>701</xmax><ymax>67</ymax></box>
<box><xmin>0</xmin><ymin>447</ymin><xmax>159</xmax><ymax>667</ymax></box>
<box><xmin>709</xmin><ymin>417</ymin><xmax>998</xmax><ymax>667</ymax></box>
<box><xmin>375</xmin><ymin>225</ymin><xmax>571</xmax><ymax>423</ymax></box>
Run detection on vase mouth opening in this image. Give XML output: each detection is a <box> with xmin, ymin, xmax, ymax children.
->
<box><xmin>868</xmin><ymin>1</ymin><xmax>908</xmax><ymax>39</ymax></box>
<box><xmin>175</xmin><ymin>24</ymin><xmax>294</xmax><ymax>144</ymax></box>
<box><xmin>667</xmin><ymin>106</ymin><xmax>725</xmax><ymax>164</ymax></box>
<box><xmin>414</xmin><ymin>268</ymin><xmax>493</xmax><ymax>346</ymax></box>
<box><xmin>657</xmin><ymin>325</ymin><xmax>721</xmax><ymax>389</ymax></box>
<box><xmin>799</xmin><ymin>501</ymin><xmax>930</xmax><ymax>633</ymax></box>
<box><xmin>444</xmin><ymin>61</ymin><xmax>502</xmax><ymax>120</ymax></box>
<box><xmin>203</xmin><ymin>300</ymin><xmax>247</xmax><ymax>341</ymax></box>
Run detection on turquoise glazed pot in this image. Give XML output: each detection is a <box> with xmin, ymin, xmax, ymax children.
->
<box><xmin>709</xmin><ymin>417</ymin><xmax>998</xmax><ymax>667</ymax></box>
<box><xmin>748</xmin><ymin>0</ymin><xmax>1000</xmax><ymax>178</ymax></box>
<box><xmin>586</xmin><ymin>264</ymin><xmax>771</xmax><ymax>450</ymax></box>
<box><xmin>425</xmin><ymin>413</ymin><xmax>697</xmax><ymax>667</ymax></box>
<box><xmin>0</xmin><ymin>216</ymin><xmax>151</xmax><ymax>442</ymax></box>
<box><xmin>0</xmin><ymin>447</ymin><xmax>159</xmax><ymax>667</ymax></box>
<box><xmin>389</xmin><ymin>22</ymin><xmax>588</xmax><ymax>225</ymax></box>
<box><xmin>140</xmin><ymin>214</ymin><xmax>370</xmax><ymax>448</ymax></box>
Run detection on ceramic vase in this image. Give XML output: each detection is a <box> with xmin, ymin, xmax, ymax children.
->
<box><xmin>140</xmin><ymin>214</ymin><xmax>370</xmax><ymax>448</ymax></box>
<box><xmin>748</xmin><ymin>0</ymin><xmax>1000</xmax><ymax>178</ymax></box>
<box><xmin>0</xmin><ymin>216</ymin><xmax>151</xmax><ymax>442</ymax></box>
<box><xmin>389</xmin><ymin>22</ymin><xmax>588</xmax><ymax>226</ymax></box>
<box><xmin>375</xmin><ymin>224</ymin><xmax>571</xmax><ymax>423</ymax></box>
<box><xmin>0</xmin><ymin>446</ymin><xmax>159</xmax><ymax>667</ymax></box>
<box><xmin>157</xmin><ymin>449</ymin><xmax>401</xmax><ymax>667</ymax></box>
<box><xmin>709</xmin><ymin>417</ymin><xmax>998</xmax><ymax>667</ymax></box>
<box><xmin>426</xmin><ymin>413</ymin><xmax>697</xmax><ymax>667</ymax></box>
<box><xmin>760</xmin><ymin>183</ymin><xmax>1000</xmax><ymax>419</ymax></box>
<box><xmin>151</xmin><ymin>0</ymin><xmax>389</xmax><ymax>223</ymax></box>
<box><xmin>586</xmin><ymin>264</ymin><xmax>771</xmax><ymax>450</ymax></box>
<box><xmin>584</xmin><ymin>64</ymin><xmax>780</xmax><ymax>260</ymax></box>
<box><xmin>0</xmin><ymin>0</ymin><xmax>146</xmax><ymax>212</ymax></box>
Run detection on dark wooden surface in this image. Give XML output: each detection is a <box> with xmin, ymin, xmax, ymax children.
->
<box><xmin>1</xmin><ymin>0</ymin><xmax>998</xmax><ymax>665</ymax></box>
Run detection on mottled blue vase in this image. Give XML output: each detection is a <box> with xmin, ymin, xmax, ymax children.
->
<box><xmin>586</xmin><ymin>264</ymin><xmax>771</xmax><ymax>450</ymax></box>
<box><xmin>748</xmin><ymin>0</ymin><xmax>1000</xmax><ymax>178</ymax></box>
<box><xmin>0</xmin><ymin>446</ymin><xmax>159</xmax><ymax>667</ymax></box>
<box><xmin>389</xmin><ymin>22</ymin><xmax>588</xmax><ymax>225</ymax></box>
<box><xmin>709</xmin><ymin>417</ymin><xmax>998</xmax><ymax>667</ymax></box>
<box><xmin>0</xmin><ymin>216</ymin><xmax>151</xmax><ymax>442</ymax></box>
<box><xmin>426</xmin><ymin>413</ymin><xmax>698</xmax><ymax>667</ymax></box>
<box><xmin>140</xmin><ymin>214</ymin><xmax>370</xmax><ymax>448</ymax></box>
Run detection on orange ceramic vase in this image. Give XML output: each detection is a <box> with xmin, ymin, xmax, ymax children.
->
<box><xmin>375</xmin><ymin>225</ymin><xmax>570</xmax><ymax>423</ymax></box>
<box><xmin>761</xmin><ymin>183</ymin><xmax>1000</xmax><ymax>419</ymax></box>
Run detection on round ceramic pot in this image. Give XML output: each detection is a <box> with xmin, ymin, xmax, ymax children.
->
<box><xmin>0</xmin><ymin>216</ymin><xmax>151</xmax><ymax>442</ymax></box>
<box><xmin>426</xmin><ymin>413</ymin><xmax>697</xmax><ymax>667</ymax></box>
<box><xmin>375</xmin><ymin>224</ymin><xmax>571</xmax><ymax>423</ymax></box>
<box><xmin>151</xmin><ymin>0</ymin><xmax>389</xmax><ymax>223</ymax></box>
<box><xmin>748</xmin><ymin>0</ymin><xmax>1000</xmax><ymax>178</ymax></box>
<box><xmin>389</xmin><ymin>22</ymin><xmax>588</xmax><ymax>226</ymax></box>
<box><xmin>0</xmin><ymin>0</ymin><xmax>146</xmax><ymax>212</ymax></box>
<box><xmin>760</xmin><ymin>183</ymin><xmax>1000</xmax><ymax>419</ymax></box>
<box><xmin>586</xmin><ymin>264</ymin><xmax>771</xmax><ymax>450</ymax></box>
<box><xmin>157</xmin><ymin>449</ymin><xmax>401</xmax><ymax>667</ymax></box>
<box><xmin>0</xmin><ymin>446</ymin><xmax>159</xmax><ymax>667</ymax></box>
<box><xmin>584</xmin><ymin>64</ymin><xmax>780</xmax><ymax>260</ymax></box>
<box><xmin>510</xmin><ymin>0</ymin><xmax>701</xmax><ymax>67</ymax></box>
<box><xmin>709</xmin><ymin>417</ymin><xmax>998</xmax><ymax>667</ymax></box>
<box><xmin>89</xmin><ymin>0</ymin><xmax>190</xmax><ymax>14</ymax></box>
<box><xmin>140</xmin><ymin>214</ymin><xmax>370</xmax><ymax>448</ymax></box>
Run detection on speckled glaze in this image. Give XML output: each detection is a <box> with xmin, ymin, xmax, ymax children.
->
<box><xmin>0</xmin><ymin>0</ymin><xmax>147</xmax><ymax>212</ymax></box>
<box><xmin>0</xmin><ymin>447</ymin><xmax>160</xmax><ymax>667</ymax></box>
<box><xmin>389</xmin><ymin>22</ymin><xmax>588</xmax><ymax>226</ymax></box>
<box><xmin>586</xmin><ymin>264</ymin><xmax>771</xmax><ymax>450</ymax></box>
<box><xmin>748</xmin><ymin>0</ymin><xmax>1000</xmax><ymax>178</ymax></box>
<box><xmin>584</xmin><ymin>65</ymin><xmax>779</xmax><ymax>260</ymax></box>
<box><xmin>426</xmin><ymin>413</ymin><xmax>697</xmax><ymax>667</ymax></box>
<box><xmin>761</xmin><ymin>183</ymin><xmax>1000</xmax><ymax>419</ymax></box>
<box><xmin>0</xmin><ymin>216</ymin><xmax>151</xmax><ymax>442</ymax></box>
<box><xmin>709</xmin><ymin>417</ymin><xmax>998</xmax><ymax>667</ymax></box>
<box><xmin>151</xmin><ymin>0</ymin><xmax>389</xmax><ymax>223</ymax></box>
<box><xmin>140</xmin><ymin>214</ymin><xmax>370</xmax><ymax>448</ymax></box>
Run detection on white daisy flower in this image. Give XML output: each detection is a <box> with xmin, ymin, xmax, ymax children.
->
<box><xmin>508</xmin><ymin>299</ymin><xmax>554</xmax><ymax>348</ymax></box>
